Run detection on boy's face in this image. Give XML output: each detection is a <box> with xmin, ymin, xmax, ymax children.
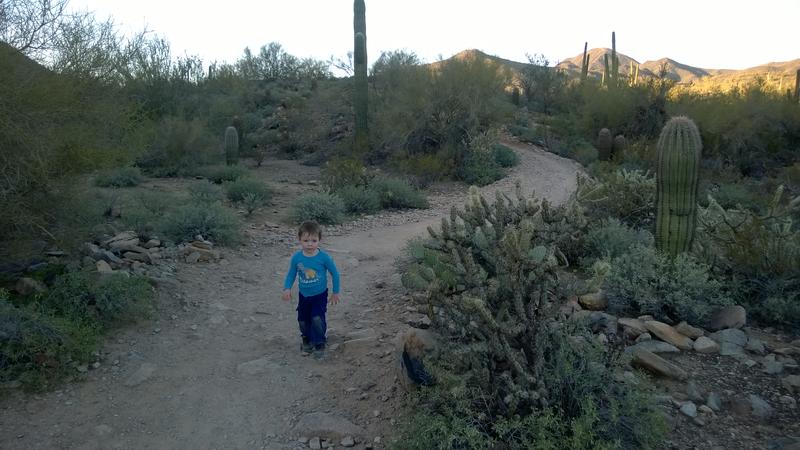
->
<box><xmin>299</xmin><ymin>232</ymin><xmax>320</xmax><ymax>254</ymax></box>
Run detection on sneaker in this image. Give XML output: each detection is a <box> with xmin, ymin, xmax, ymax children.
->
<box><xmin>300</xmin><ymin>337</ymin><xmax>313</xmax><ymax>354</ymax></box>
<box><xmin>312</xmin><ymin>343</ymin><xmax>326</xmax><ymax>360</ymax></box>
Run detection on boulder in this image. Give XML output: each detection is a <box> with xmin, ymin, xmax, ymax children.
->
<box><xmin>618</xmin><ymin>318</ymin><xmax>648</xmax><ymax>337</ymax></box>
<box><xmin>708</xmin><ymin>305</ymin><xmax>746</xmax><ymax>331</ymax></box>
<box><xmin>395</xmin><ymin>328</ymin><xmax>438</xmax><ymax>390</ymax></box>
<box><xmin>675</xmin><ymin>321</ymin><xmax>705</xmax><ymax>339</ymax></box>
<box><xmin>630</xmin><ymin>348</ymin><xmax>688</xmax><ymax>380</ymax></box>
<box><xmin>626</xmin><ymin>340</ymin><xmax>679</xmax><ymax>354</ymax></box>
<box><xmin>578</xmin><ymin>291</ymin><xmax>608</xmax><ymax>311</ymax></box>
<box><xmin>644</xmin><ymin>321</ymin><xmax>693</xmax><ymax>350</ymax></box>
<box><xmin>709</xmin><ymin>328</ymin><xmax>748</xmax><ymax>347</ymax></box>
<box><xmin>693</xmin><ymin>336</ymin><xmax>720</xmax><ymax>354</ymax></box>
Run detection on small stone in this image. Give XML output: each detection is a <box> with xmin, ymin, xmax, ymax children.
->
<box><xmin>745</xmin><ymin>338</ymin><xmax>766</xmax><ymax>355</ymax></box>
<box><xmin>693</xmin><ymin>336</ymin><xmax>720</xmax><ymax>354</ymax></box>
<box><xmin>782</xmin><ymin>374</ymin><xmax>800</xmax><ymax>392</ymax></box>
<box><xmin>92</xmin><ymin>362</ymin><xmax>101</xmax><ymax>369</ymax></box>
<box><xmin>748</xmin><ymin>394</ymin><xmax>773</xmax><ymax>419</ymax></box>
<box><xmin>680</xmin><ymin>401</ymin><xmax>698</xmax><ymax>417</ymax></box>
<box><xmin>686</xmin><ymin>380</ymin><xmax>704</xmax><ymax>402</ymax></box>
<box><xmin>340</xmin><ymin>436</ymin><xmax>356</xmax><ymax>447</ymax></box>
<box><xmin>707</xmin><ymin>392</ymin><xmax>723</xmax><ymax>412</ymax></box>
<box><xmin>763</xmin><ymin>360</ymin><xmax>784</xmax><ymax>375</ymax></box>
<box><xmin>76</xmin><ymin>364</ymin><xmax>88</xmax><ymax>373</ymax></box>
<box><xmin>675</xmin><ymin>321</ymin><xmax>705</xmax><ymax>339</ymax></box>
<box><xmin>780</xmin><ymin>395</ymin><xmax>797</xmax><ymax>408</ymax></box>
<box><xmin>719</xmin><ymin>342</ymin><xmax>745</xmax><ymax>356</ymax></box>
<box><xmin>309</xmin><ymin>436</ymin><xmax>321</xmax><ymax>449</ymax></box>
<box><xmin>298</xmin><ymin>437</ymin><xmax>309</xmax><ymax>444</ymax></box>
<box><xmin>698</xmin><ymin>405</ymin><xmax>714</xmax><ymax>415</ymax></box>
<box><xmin>96</xmin><ymin>260</ymin><xmax>114</xmax><ymax>274</ymax></box>
<box><xmin>635</xmin><ymin>332</ymin><xmax>652</xmax><ymax>343</ymax></box>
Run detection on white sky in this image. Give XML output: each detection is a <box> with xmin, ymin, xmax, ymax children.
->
<box><xmin>68</xmin><ymin>0</ymin><xmax>798</xmax><ymax>71</ymax></box>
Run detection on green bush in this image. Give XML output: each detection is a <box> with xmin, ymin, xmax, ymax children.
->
<box><xmin>135</xmin><ymin>116</ymin><xmax>219</xmax><ymax>176</ymax></box>
<box><xmin>0</xmin><ymin>299</ymin><xmax>98</xmax><ymax>391</ymax></box>
<box><xmin>189</xmin><ymin>181</ymin><xmax>224</xmax><ymax>204</ymax></box>
<box><xmin>369</xmin><ymin>176</ymin><xmax>429</xmax><ymax>209</ymax></box>
<box><xmin>192</xmin><ymin>165</ymin><xmax>247</xmax><ymax>184</ymax></box>
<box><xmin>290</xmin><ymin>192</ymin><xmax>346</xmax><ymax>225</ymax></box>
<box><xmin>92</xmin><ymin>274</ymin><xmax>154</xmax><ymax>325</ymax></box>
<box><xmin>338</xmin><ymin>186</ymin><xmax>381</xmax><ymax>215</ymax></box>
<box><xmin>569</xmin><ymin>141</ymin><xmax>599</xmax><ymax>167</ymax></box>
<box><xmin>224</xmin><ymin>177</ymin><xmax>272</xmax><ymax>204</ymax></box>
<box><xmin>491</xmin><ymin>144</ymin><xmax>519</xmax><ymax>168</ymax></box>
<box><xmin>756</xmin><ymin>294</ymin><xmax>800</xmax><ymax>331</ymax></box>
<box><xmin>576</xmin><ymin>169</ymin><xmax>656</xmax><ymax>229</ymax></box>
<box><xmin>160</xmin><ymin>203</ymin><xmax>241</xmax><ymax>245</ymax></box>
<box><xmin>94</xmin><ymin>167</ymin><xmax>144</xmax><ymax>188</ymax></box>
<box><xmin>321</xmin><ymin>158</ymin><xmax>370</xmax><ymax>191</ymax></box>
<box><xmin>392</xmin><ymin>153</ymin><xmax>451</xmax><ymax>187</ymax></box>
<box><xmin>604</xmin><ymin>245</ymin><xmax>732</xmax><ymax>325</ymax></box>
<box><xmin>584</xmin><ymin>218</ymin><xmax>654</xmax><ymax>261</ymax></box>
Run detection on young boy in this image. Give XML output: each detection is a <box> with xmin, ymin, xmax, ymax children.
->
<box><xmin>282</xmin><ymin>221</ymin><xmax>341</xmax><ymax>357</ymax></box>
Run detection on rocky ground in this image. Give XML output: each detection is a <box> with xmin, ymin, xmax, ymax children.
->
<box><xmin>1</xmin><ymin>138</ymin><xmax>798</xmax><ymax>449</ymax></box>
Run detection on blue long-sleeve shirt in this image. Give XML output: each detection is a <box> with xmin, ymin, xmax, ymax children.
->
<box><xmin>283</xmin><ymin>249</ymin><xmax>340</xmax><ymax>297</ymax></box>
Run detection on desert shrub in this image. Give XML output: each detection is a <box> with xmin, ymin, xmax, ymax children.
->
<box><xmin>321</xmin><ymin>158</ymin><xmax>371</xmax><ymax>191</ymax></box>
<box><xmin>290</xmin><ymin>192</ymin><xmax>345</xmax><ymax>225</ymax></box>
<box><xmin>92</xmin><ymin>274</ymin><xmax>154</xmax><ymax>325</ymax></box>
<box><xmin>189</xmin><ymin>181</ymin><xmax>224</xmax><ymax>204</ymax></box>
<box><xmin>703</xmin><ymin>179</ymin><xmax>769</xmax><ymax>213</ymax></box>
<box><xmin>338</xmin><ymin>186</ymin><xmax>381</xmax><ymax>215</ymax></box>
<box><xmin>756</xmin><ymin>294</ymin><xmax>800</xmax><ymax>331</ymax></box>
<box><xmin>159</xmin><ymin>203</ymin><xmax>241</xmax><ymax>245</ymax></box>
<box><xmin>400</xmin><ymin>187</ymin><xmax>665</xmax><ymax>448</ymax></box>
<box><xmin>604</xmin><ymin>245</ymin><xmax>732</xmax><ymax>325</ymax></box>
<box><xmin>0</xmin><ymin>298</ymin><xmax>98</xmax><ymax>391</ymax></box>
<box><xmin>192</xmin><ymin>165</ymin><xmax>247</xmax><ymax>184</ymax></box>
<box><xmin>491</xmin><ymin>144</ymin><xmax>519</xmax><ymax>168</ymax></box>
<box><xmin>369</xmin><ymin>176</ymin><xmax>428</xmax><ymax>209</ymax></box>
<box><xmin>458</xmin><ymin>133</ymin><xmax>505</xmax><ymax>186</ymax></box>
<box><xmin>40</xmin><ymin>271</ymin><xmax>94</xmax><ymax>323</ymax></box>
<box><xmin>584</xmin><ymin>218</ymin><xmax>654</xmax><ymax>262</ymax></box>
<box><xmin>393</xmin><ymin>153</ymin><xmax>451</xmax><ymax>187</ymax></box>
<box><xmin>695</xmin><ymin>191</ymin><xmax>800</xmax><ymax>325</ymax></box>
<box><xmin>135</xmin><ymin>116</ymin><xmax>219</xmax><ymax>175</ymax></box>
<box><xmin>507</xmin><ymin>124</ymin><xmax>543</xmax><ymax>145</ymax></box>
<box><xmin>576</xmin><ymin>169</ymin><xmax>656</xmax><ymax>229</ymax></box>
<box><xmin>94</xmin><ymin>167</ymin><xmax>144</xmax><ymax>188</ymax></box>
<box><xmin>568</xmin><ymin>141</ymin><xmax>599</xmax><ymax>167</ymax></box>
<box><xmin>224</xmin><ymin>177</ymin><xmax>272</xmax><ymax>204</ymax></box>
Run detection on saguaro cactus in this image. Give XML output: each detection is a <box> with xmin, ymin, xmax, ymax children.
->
<box><xmin>353</xmin><ymin>0</ymin><xmax>368</xmax><ymax>154</ymax></box>
<box><xmin>795</xmin><ymin>69</ymin><xmax>800</xmax><ymax>103</ymax></box>
<box><xmin>655</xmin><ymin>116</ymin><xmax>702</xmax><ymax>256</ymax></box>
<box><xmin>596</xmin><ymin>128</ymin><xmax>613</xmax><ymax>160</ymax></box>
<box><xmin>225</xmin><ymin>126</ymin><xmax>239</xmax><ymax>166</ymax></box>
<box><xmin>580</xmin><ymin>41</ymin><xmax>589</xmax><ymax>81</ymax></box>
<box><xmin>611</xmin><ymin>31</ymin><xmax>619</xmax><ymax>84</ymax></box>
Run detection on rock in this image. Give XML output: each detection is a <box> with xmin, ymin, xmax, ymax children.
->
<box><xmin>635</xmin><ymin>332</ymin><xmax>652</xmax><ymax>343</ymax></box>
<box><xmin>709</xmin><ymin>328</ymin><xmax>748</xmax><ymax>346</ymax></box>
<box><xmin>108</xmin><ymin>238</ymin><xmax>141</xmax><ymax>252</ymax></box>
<box><xmin>748</xmin><ymin>394</ymin><xmax>774</xmax><ymax>419</ymax></box>
<box><xmin>644</xmin><ymin>321</ymin><xmax>693</xmax><ymax>350</ymax></box>
<box><xmin>185</xmin><ymin>252</ymin><xmax>201</xmax><ymax>264</ymax></box>
<box><xmin>686</xmin><ymin>380</ymin><xmax>705</xmax><ymax>402</ymax></box>
<box><xmin>719</xmin><ymin>342</ymin><xmax>746</xmax><ymax>356</ymax></box>
<box><xmin>708</xmin><ymin>305</ymin><xmax>746</xmax><ymax>331</ymax></box>
<box><xmin>618</xmin><ymin>317</ymin><xmax>647</xmax><ymax>336</ymax></box>
<box><xmin>143</xmin><ymin>239</ymin><xmax>161</xmax><ymax>249</ymax></box>
<box><xmin>745</xmin><ymin>337</ymin><xmax>766</xmax><ymax>355</ymax></box>
<box><xmin>340</xmin><ymin>436</ymin><xmax>355</xmax><ymax>447</ymax></box>
<box><xmin>395</xmin><ymin>328</ymin><xmax>438</xmax><ymax>389</ymax></box>
<box><xmin>693</xmin><ymin>336</ymin><xmax>720</xmax><ymax>354</ymax></box>
<box><xmin>780</xmin><ymin>395</ymin><xmax>797</xmax><ymax>408</ymax></box>
<box><xmin>292</xmin><ymin>412</ymin><xmax>365</xmax><ymax>439</ymax></box>
<box><xmin>14</xmin><ymin>277</ymin><xmax>46</xmax><ymax>296</ymax></box>
<box><xmin>630</xmin><ymin>348</ymin><xmax>688</xmax><ymax>380</ymax></box>
<box><xmin>626</xmin><ymin>340</ymin><xmax>679</xmax><ymax>354</ymax></box>
<box><xmin>706</xmin><ymin>392</ymin><xmax>722</xmax><ymax>411</ymax></box>
<box><xmin>123</xmin><ymin>251</ymin><xmax>152</xmax><ymax>264</ymax></box>
<box><xmin>774</xmin><ymin>347</ymin><xmax>800</xmax><ymax>356</ymax></box>
<box><xmin>309</xmin><ymin>437</ymin><xmax>321</xmax><ymax>449</ymax></box>
<box><xmin>190</xmin><ymin>240</ymin><xmax>213</xmax><ymax>250</ymax></box>
<box><xmin>124</xmin><ymin>363</ymin><xmax>156</xmax><ymax>387</ymax></box>
<box><xmin>763</xmin><ymin>360</ymin><xmax>784</xmax><ymax>375</ymax></box>
<box><xmin>782</xmin><ymin>374</ymin><xmax>800</xmax><ymax>392</ymax></box>
<box><xmin>96</xmin><ymin>260</ymin><xmax>113</xmax><ymax>274</ymax></box>
<box><xmin>578</xmin><ymin>291</ymin><xmax>608</xmax><ymax>311</ymax></box>
<box><xmin>100</xmin><ymin>250</ymin><xmax>124</xmax><ymax>266</ymax></box>
<box><xmin>698</xmin><ymin>405</ymin><xmax>714</xmax><ymax>415</ymax></box>
<box><xmin>680</xmin><ymin>401</ymin><xmax>698</xmax><ymax>418</ymax></box>
<box><xmin>674</xmin><ymin>321</ymin><xmax>705</xmax><ymax>339</ymax></box>
<box><xmin>103</xmin><ymin>231</ymin><xmax>137</xmax><ymax>246</ymax></box>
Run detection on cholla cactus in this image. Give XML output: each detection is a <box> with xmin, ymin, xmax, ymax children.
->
<box><xmin>401</xmin><ymin>182</ymin><xmax>588</xmax><ymax>414</ymax></box>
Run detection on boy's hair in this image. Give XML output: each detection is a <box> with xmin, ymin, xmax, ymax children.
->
<box><xmin>298</xmin><ymin>221</ymin><xmax>322</xmax><ymax>239</ymax></box>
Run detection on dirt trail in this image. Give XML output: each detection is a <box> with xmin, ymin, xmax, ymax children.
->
<box><xmin>0</xmin><ymin>139</ymin><xmax>582</xmax><ymax>450</ymax></box>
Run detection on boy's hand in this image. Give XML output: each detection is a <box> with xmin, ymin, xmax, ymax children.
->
<box><xmin>330</xmin><ymin>293</ymin><xmax>341</xmax><ymax>305</ymax></box>
<box><xmin>281</xmin><ymin>289</ymin><xmax>292</xmax><ymax>302</ymax></box>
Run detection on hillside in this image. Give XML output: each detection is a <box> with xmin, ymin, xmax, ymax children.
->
<box><xmin>432</xmin><ymin>47</ymin><xmax>799</xmax><ymax>92</ymax></box>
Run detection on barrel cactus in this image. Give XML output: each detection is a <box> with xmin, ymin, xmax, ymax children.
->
<box><xmin>224</xmin><ymin>126</ymin><xmax>239</xmax><ymax>166</ymax></box>
<box><xmin>655</xmin><ymin>116</ymin><xmax>702</xmax><ymax>256</ymax></box>
<box><xmin>596</xmin><ymin>128</ymin><xmax>613</xmax><ymax>160</ymax></box>
<box><xmin>613</xmin><ymin>134</ymin><xmax>627</xmax><ymax>153</ymax></box>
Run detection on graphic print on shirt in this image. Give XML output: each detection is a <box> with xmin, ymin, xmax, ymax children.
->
<box><xmin>297</xmin><ymin>263</ymin><xmax>319</xmax><ymax>286</ymax></box>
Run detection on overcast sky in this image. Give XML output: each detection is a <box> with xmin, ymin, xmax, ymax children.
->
<box><xmin>68</xmin><ymin>0</ymin><xmax>798</xmax><ymax>71</ymax></box>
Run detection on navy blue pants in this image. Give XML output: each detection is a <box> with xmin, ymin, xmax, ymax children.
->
<box><xmin>297</xmin><ymin>290</ymin><xmax>328</xmax><ymax>346</ymax></box>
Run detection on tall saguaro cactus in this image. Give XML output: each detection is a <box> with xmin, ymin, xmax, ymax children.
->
<box><xmin>225</xmin><ymin>126</ymin><xmax>239</xmax><ymax>166</ymax></box>
<box><xmin>353</xmin><ymin>0</ymin><xmax>368</xmax><ymax>155</ymax></box>
<box><xmin>580</xmin><ymin>41</ymin><xmax>589</xmax><ymax>82</ymax></box>
<box><xmin>795</xmin><ymin>69</ymin><xmax>800</xmax><ymax>103</ymax></box>
<box><xmin>611</xmin><ymin>31</ymin><xmax>619</xmax><ymax>85</ymax></box>
<box><xmin>655</xmin><ymin>116</ymin><xmax>702</xmax><ymax>256</ymax></box>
